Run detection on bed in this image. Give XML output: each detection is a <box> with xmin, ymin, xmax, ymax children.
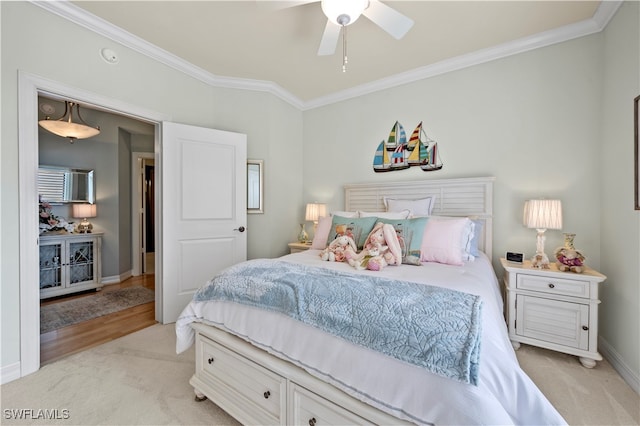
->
<box><xmin>176</xmin><ymin>177</ymin><xmax>566</xmax><ymax>425</ymax></box>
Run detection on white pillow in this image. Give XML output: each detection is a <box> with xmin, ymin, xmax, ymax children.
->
<box><xmin>429</xmin><ymin>216</ymin><xmax>476</xmax><ymax>260</ymax></box>
<box><xmin>330</xmin><ymin>211</ymin><xmax>358</xmax><ymax>218</ymax></box>
<box><xmin>358</xmin><ymin>210</ymin><xmax>411</xmax><ymax>219</ymax></box>
<box><xmin>384</xmin><ymin>197</ymin><xmax>435</xmax><ymax>217</ymax></box>
<box><xmin>419</xmin><ymin>217</ymin><xmax>472</xmax><ymax>266</ymax></box>
<box><xmin>311</xmin><ymin>216</ymin><xmax>332</xmax><ymax>249</ymax></box>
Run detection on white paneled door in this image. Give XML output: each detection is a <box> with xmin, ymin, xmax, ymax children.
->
<box><xmin>161</xmin><ymin>122</ymin><xmax>247</xmax><ymax>323</ymax></box>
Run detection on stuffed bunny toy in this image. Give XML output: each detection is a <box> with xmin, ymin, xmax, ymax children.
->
<box><xmin>346</xmin><ymin>222</ymin><xmax>402</xmax><ymax>271</ymax></box>
<box><xmin>320</xmin><ymin>235</ymin><xmax>357</xmax><ymax>262</ymax></box>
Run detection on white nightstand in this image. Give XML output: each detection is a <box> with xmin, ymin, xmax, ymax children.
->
<box><xmin>288</xmin><ymin>242</ymin><xmax>312</xmax><ymax>254</ymax></box>
<box><xmin>500</xmin><ymin>258</ymin><xmax>606</xmax><ymax>368</ymax></box>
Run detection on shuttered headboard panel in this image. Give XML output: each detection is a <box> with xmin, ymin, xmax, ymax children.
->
<box><xmin>344</xmin><ymin>177</ymin><xmax>495</xmax><ymax>258</ymax></box>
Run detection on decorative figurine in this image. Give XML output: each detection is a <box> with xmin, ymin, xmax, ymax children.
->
<box><xmin>554</xmin><ymin>233</ymin><xmax>586</xmax><ymax>273</ymax></box>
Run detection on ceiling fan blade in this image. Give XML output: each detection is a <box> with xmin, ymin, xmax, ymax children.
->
<box><xmin>362</xmin><ymin>0</ymin><xmax>414</xmax><ymax>40</ymax></box>
<box><xmin>256</xmin><ymin>0</ymin><xmax>318</xmax><ymax>11</ymax></box>
<box><xmin>317</xmin><ymin>19</ymin><xmax>341</xmax><ymax>56</ymax></box>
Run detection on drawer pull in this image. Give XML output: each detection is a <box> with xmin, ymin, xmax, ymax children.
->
<box><xmin>207</xmin><ymin>357</ymin><xmax>214</xmax><ymax>364</ymax></box>
<box><xmin>582</xmin><ymin>325</ymin><xmax>589</xmax><ymax>331</ymax></box>
<box><xmin>309</xmin><ymin>418</ymin><xmax>317</xmax><ymax>426</ymax></box>
<box><xmin>263</xmin><ymin>390</ymin><xmax>270</xmax><ymax>399</ymax></box>
<box><xmin>548</xmin><ymin>283</ymin><xmax>555</xmax><ymax>289</ymax></box>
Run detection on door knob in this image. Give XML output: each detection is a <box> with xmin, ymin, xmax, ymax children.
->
<box><xmin>234</xmin><ymin>226</ymin><xmax>246</xmax><ymax>232</ymax></box>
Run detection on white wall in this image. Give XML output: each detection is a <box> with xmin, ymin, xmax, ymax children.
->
<box><xmin>600</xmin><ymin>0</ymin><xmax>640</xmax><ymax>389</ymax></box>
<box><xmin>303</xmin><ymin>34</ymin><xmax>604</xmax><ymax>270</ymax></box>
<box><xmin>1</xmin><ymin>2</ymin><xmax>302</xmax><ymax>375</ymax></box>
<box><xmin>302</xmin><ymin>8</ymin><xmax>638</xmax><ymax>390</ymax></box>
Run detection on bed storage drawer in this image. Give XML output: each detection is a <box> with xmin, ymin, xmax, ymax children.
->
<box><xmin>195</xmin><ymin>332</ymin><xmax>286</xmax><ymax>425</ymax></box>
<box><xmin>290</xmin><ymin>383</ymin><xmax>371</xmax><ymax>426</ymax></box>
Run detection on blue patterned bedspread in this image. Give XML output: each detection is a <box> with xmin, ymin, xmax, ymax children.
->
<box><xmin>194</xmin><ymin>259</ymin><xmax>482</xmax><ymax>385</ymax></box>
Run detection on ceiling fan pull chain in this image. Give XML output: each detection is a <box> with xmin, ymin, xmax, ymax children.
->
<box><xmin>342</xmin><ymin>25</ymin><xmax>348</xmax><ymax>72</ymax></box>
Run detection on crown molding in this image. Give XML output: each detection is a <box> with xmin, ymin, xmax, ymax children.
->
<box><xmin>31</xmin><ymin>0</ymin><xmax>622</xmax><ymax>112</ymax></box>
<box><xmin>304</xmin><ymin>1</ymin><xmax>623</xmax><ymax>110</ymax></box>
<box><xmin>30</xmin><ymin>0</ymin><xmax>305</xmax><ymax>110</ymax></box>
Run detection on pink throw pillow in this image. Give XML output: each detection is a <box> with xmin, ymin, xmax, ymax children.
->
<box><xmin>311</xmin><ymin>216</ymin><xmax>332</xmax><ymax>249</ymax></box>
<box><xmin>419</xmin><ymin>218</ymin><xmax>468</xmax><ymax>266</ymax></box>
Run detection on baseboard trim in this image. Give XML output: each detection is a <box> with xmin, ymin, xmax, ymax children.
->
<box><xmin>1</xmin><ymin>361</ymin><xmax>22</xmax><ymax>385</ymax></box>
<box><xmin>101</xmin><ymin>270</ymin><xmax>133</xmax><ymax>285</ymax></box>
<box><xmin>599</xmin><ymin>336</ymin><xmax>639</xmax><ymax>395</ymax></box>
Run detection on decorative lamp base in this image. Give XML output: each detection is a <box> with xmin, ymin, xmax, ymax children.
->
<box><xmin>76</xmin><ymin>220</ymin><xmax>93</xmax><ymax>233</ymax></box>
<box><xmin>297</xmin><ymin>223</ymin><xmax>309</xmax><ymax>243</ymax></box>
<box><xmin>531</xmin><ymin>229</ymin><xmax>550</xmax><ymax>268</ymax></box>
<box><xmin>531</xmin><ymin>252</ymin><xmax>550</xmax><ymax>269</ymax></box>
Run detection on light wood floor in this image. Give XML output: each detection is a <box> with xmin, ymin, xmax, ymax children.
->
<box><xmin>40</xmin><ymin>274</ymin><xmax>157</xmax><ymax>365</ymax></box>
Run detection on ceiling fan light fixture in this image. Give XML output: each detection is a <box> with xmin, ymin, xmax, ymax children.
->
<box><xmin>38</xmin><ymin>101</ymin><xmax>100</xmax><ymax>143</ymax></box>
<box><xmin>321</xmin><ymin>0</ymin><xmax>368</xmax><ymax>27</ymax></box>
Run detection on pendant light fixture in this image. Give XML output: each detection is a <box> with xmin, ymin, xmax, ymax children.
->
<box><xmin>39</xmin><ymin>101</ymin><xmax>100</xmax><ymax>143</ymax></box>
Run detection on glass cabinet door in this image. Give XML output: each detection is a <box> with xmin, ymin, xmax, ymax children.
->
<box><xmin>68</xmin><ymin>240</ymin><xmax>95</xmax><ymax>285</ymax></box>
<box><xmin>39</xmin><ymin>243</ymin><xmax>62</xmax><ymax>290</ymax></box>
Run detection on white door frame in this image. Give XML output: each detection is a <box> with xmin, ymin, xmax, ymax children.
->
<box><xmin>18</xmin><ymin>72</ymin><xmax>169</xmax><ymax>377</ymax></box>
<box><xmin>131</xmin><ymin>152</ymin><xmax>155</xmax><ymax>277</ymax></box>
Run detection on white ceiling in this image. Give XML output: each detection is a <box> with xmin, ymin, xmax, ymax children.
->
<box><xmin>63</xmin><ymin>1</ymin><xmax>608</xmax><ymax>107</ymax></box>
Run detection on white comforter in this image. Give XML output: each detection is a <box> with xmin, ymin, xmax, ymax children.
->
<box><xmin>176</xmin><ymin>250</ymin><xmax>566</xmax><ymax>425</ymax></box>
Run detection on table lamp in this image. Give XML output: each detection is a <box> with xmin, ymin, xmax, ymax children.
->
<box><xmin>523</xmin><ymin>199</ymin><xmax>562</xmax><ymax>268</ymax></box>
<box><xmin>73</xmin><ymin>203</ymin><xmax>97</xmax><ymax>233</ymax></box>
<box><xmin>305</xmin><ymin>203</ymin><xmax>327</xmax><ymax>241</ymax></box>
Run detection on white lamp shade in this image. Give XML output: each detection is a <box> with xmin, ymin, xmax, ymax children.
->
<box><xmin>523</xmin><ymin>199</ymin><xmax>562</xmax><ymax>230</ymax></box>
<box><xmin>321</xmin><ymin>0</ymin><xmax>368</xmax><ymax>26</ymax></box>
<box><xmin>73</xmin><ymin>203</ymin><xmax>97</xmax><ymax>219</ymax></box>
<box><xmin>305</xmin><ymin>203</ymin><xmax>327</xmax><ymax>222</ymax></box>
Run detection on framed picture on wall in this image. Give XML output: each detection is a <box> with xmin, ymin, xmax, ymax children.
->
<box><xmin>635</xmin><ymin>95</ymin><xmax>639</xmax><ymax>210</ymax></box>
<box><xmin>247</xmin><ymin>159</ymin><xmax>264</xmax><ymax>214</ymax></box>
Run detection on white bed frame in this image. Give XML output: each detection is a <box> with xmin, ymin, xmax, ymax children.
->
<box><xmin>190</xmin><ymin>177</ymin><xmax>495</xmax><ymax>425</ymax></box>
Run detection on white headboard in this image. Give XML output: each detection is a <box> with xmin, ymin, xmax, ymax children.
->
<box><xmin>344</xmin><ymin>177</ymin><xmax>495</xmax><ymax>259</ymax></box>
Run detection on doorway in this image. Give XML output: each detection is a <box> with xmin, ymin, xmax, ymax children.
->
<box><xmin>37</xmin><ymin>96</ymin><xmax>159</xmax><ymax>363</ymax></box>
<box><xmin>20</xmin><ymin>72</ymin><xmax>248</xmax><ymax>379</ymax></box>
<box><xmin>132</xmin><ymin>153</ymin><xmax>155</xmax><ymax>277</ymax></box>
<box><xmin>144</xmin><ymin>160</ymin><xmax>155</xmax><ymax>274</ymax></box>
<box><xmin>19</xmin><ymin>72</ymin><xmax>169</xmax><ymax>377</ymax></box>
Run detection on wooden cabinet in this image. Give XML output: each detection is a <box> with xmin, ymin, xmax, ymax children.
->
<box><xmin>39</xmin><ymin>232</ymin><xmax>102</xmax><ymax>299</ymax></box>
<box><xmin>190</xmin><ymin>323</ymin><xmax>409</xmax><ymax>425</ymax></box>
<box><xmin>500</xmin><ymin>258</ymin><xmax>606</xmax><ymax>368</ymax></box>
<box><xmin>288</xmin><ymin>242</ymin><xmax>312</xmax><ymax>254</ymax></box>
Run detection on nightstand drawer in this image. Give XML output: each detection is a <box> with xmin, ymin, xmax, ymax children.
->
<box><xmin>516</xmin><ymin>274</ymin><xmax>590</xmax><ymax>298</ymax></box>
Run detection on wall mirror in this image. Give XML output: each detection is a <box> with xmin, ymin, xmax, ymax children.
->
<box><xmin>247</xmin><ymin>159</ymin><xmax>263</xmax><ymax>214</ymax></box>
<box><xmin>38</xmin><ymin>165</ymin><xmax>95</xmax><ymax>204</ymax></box>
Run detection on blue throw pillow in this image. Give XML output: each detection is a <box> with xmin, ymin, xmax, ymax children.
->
<box><xmin>328</xmin><ymin>216</ymin><xmax>377</xmax><ymax>250</ymax></box>
<box><xmin>378</xmin><ymin>217</ymin><xmax>428</xmax><ymax>265</ymax></box>
<box><xmin>469</xmin><ymin>219</ymin><xmax>484</xmax><ymax>257</ymax></box>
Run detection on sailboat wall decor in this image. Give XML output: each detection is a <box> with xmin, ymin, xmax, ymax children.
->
<box><xmin>373</xmin><ymin>121</ymin><xmax>443</xmax><ymax>173</ymax></box>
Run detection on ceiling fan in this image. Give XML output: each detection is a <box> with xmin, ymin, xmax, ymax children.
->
<box><xmin>273</xmin><ymin>0</ymin><xmax>414</xmax><ymax>70</ymax></box>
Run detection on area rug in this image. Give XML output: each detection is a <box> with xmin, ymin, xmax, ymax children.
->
<box><xmin>40</xmin><ymin>287</ymin><xmax>155</xmax><ymax>334</ymax></box>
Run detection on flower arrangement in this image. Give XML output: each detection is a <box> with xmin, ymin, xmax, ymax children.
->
<box><xmin>39</xmin><ymin>202</ymin><xmax>59</xmax><ymax>227</ymax></box>
<box><xmin>39</xmin><ymin>202</ymin><xmax>74</xmax><ymax>234</ymax></box>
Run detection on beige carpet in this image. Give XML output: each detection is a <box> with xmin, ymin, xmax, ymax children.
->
<box><xmin>1</xmin><ymin>324</ymin><xmax>238</xmax><ymax>425</ymax></box>
<box><xmin>1</xmin><ymin>324</ymin><xmax>638</xmax><ymax>425</ymax></box>
<box><xmin>516</xmin><ymin>344</ymin><xmax>639</xmax><ymax>426</ymax></box>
